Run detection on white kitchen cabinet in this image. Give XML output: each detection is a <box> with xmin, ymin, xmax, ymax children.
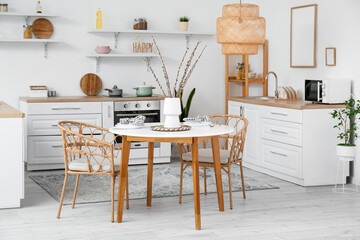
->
<box><xmin>228</xmin><ymin>100</ymin><xmax>347</xmax><ymax>186</ymax></box>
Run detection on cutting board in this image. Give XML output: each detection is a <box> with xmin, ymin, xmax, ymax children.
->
<box><xmin>80</xmin><ymin>73</ymin><xmax>102</xmax><ymax>96</ymax></box>
<box><xmin>32</xmin><ymin>18</ymin><xmax>54</xmax><ymax>39</ymax></box>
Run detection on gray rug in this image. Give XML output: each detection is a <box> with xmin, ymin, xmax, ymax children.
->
<box><xmin>29</xmin><ymin>164</ymin><xmax>278</xmax><ymax>205</ymax></box>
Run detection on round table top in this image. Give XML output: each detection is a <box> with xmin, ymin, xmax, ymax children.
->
<box><xmin>110</xmin><ymin>123</ymin><xmax>235</xmax><ymax>138</ymax></box>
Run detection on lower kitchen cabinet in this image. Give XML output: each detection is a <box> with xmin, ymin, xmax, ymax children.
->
<box><xmin>228</xmin><ymin>100</ymin><xmax>347</xmax><ymax>186</ymax></box>
<box><xmin>20</xmin><ymin>99</ymin><xmax>171</xmax><ymax>170</ymax></box>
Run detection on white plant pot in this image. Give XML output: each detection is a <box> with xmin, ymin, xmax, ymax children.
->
<box><xmin>163</xmin><ymin>98</ymin><xmax>181</xmax><ymax>128</ymax></box>
<box><xmin>336</xmin><ymin>145</ymin><xmax>356</xmax><ymax>159</ymax></box>
<box><xmin>178</xmin><ymin>22</ymin><xmax>189</xmax><ymax>31</ymax></box>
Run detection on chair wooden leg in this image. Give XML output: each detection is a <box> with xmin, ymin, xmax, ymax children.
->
<box><xmin>240</xmin><ymin>161</ymin><xmax>246</xmax><ymax>199</ymax></box>
<box><xmin>203</xmin><ymin>167</ymin><xmax>207</xmax><ymax>195</ymax></box>
<box><xmin>126</xmin><ymin>175</ymin><xmax>129</xmax><ymax>209</ymax></box>
<box><xmin>57</xmin><ymin>173</ymin><xmax>69</xmax><ymax>219</ymax></box>
<box><xmin>179</xmin><ymin>161</ymin><xmax>184</xmax><ymax>204</ymax></box>
<box><xmin>111</xmin><ymin>175</ymin><xmax>115</xmax><ymax>223</ymax></box>
<box><xmin>228</xmin><ymin>166</ymin><xmax>233</xmax><ymax>209</ymax></box>
<box><xmin>71</xmin><ymin>174</ymin><xmax>80</xmax><ymax>209</ymax></box>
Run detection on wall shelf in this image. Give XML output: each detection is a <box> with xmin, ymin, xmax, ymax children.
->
<box><xmin>86</xmin><ymin>53</ymin><xmax>159</xmax><ymax>72</ymax></box>
<box><xmin>0</xmin><ymin>39</ymin><xmax>62</xmax><ymax>58</ymax></box>
<box><xmin>87</xmin><ymin>28</ymin><xmax>215</xmax><ymax>48</ymax></box>
<box><xmin>0</xmin><ymin>12</ymin><xmax>59</xmax><ymax>24</ymax></box>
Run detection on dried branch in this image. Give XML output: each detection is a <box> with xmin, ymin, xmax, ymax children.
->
<box><xmin>181</xmin><ymin>45</ymin><xmax>207</xmax><ymax>92</ymax></box>
<box><xmin>144</xmin><ymin>59</ymin><xmax>167</xmax><ymax>96</ymax></box>
<box><xmin>152</xmin><ymin>37</ymin><xmax>172</xmax><ymax>97</ymax></box>
<box><xmin>174</xmin><ymin>47</ymin><xmax>189</xmax><ymax>96</ymax></box>
<box><xmin>178</xmin><ymin>40</ymin><xmax>201</xmax><ymax>95</ymax></box>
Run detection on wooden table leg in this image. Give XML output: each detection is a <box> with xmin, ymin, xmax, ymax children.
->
<box><xmin>147</xmin><ymin>142</ymin><xmax>154</xmax><ymax>207</ymax></box>
<box><xmin>192</xmin><ymin>138</ymin><xmax>201</xmax><ymax>230</ymax></box>
<box><xmin>116</xmin><ymin>136</ymin><xmax>131</xmax><ymax>223</ymax></box>
<box><xmin>211</xmin><ymin>136</ymin><xmax>224</xmax><ymax>212</ymax></box>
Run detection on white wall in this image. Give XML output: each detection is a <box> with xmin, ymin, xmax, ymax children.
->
<box><xmin>1</xmin><ymin>0</ymin><xmax>360</xmax><ymax>180</ymax></box>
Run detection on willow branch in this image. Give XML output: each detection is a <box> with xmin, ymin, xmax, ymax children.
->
<box><xmin>174</xmin><ymin>47</ymin><xmax>189</xmax><ymax>97</ymax></box>
<box><xmin>144</xmin><ymin>59</ymin><xmax>167</xmax><ymax>96</ymax></box>
<box><xmin>152</xmin><ymin>37</ymin><xmax>172</xmax><ymax>97</ymax></box>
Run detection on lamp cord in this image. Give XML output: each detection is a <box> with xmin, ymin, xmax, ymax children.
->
<box><xmin>239</xmin><ymin>0</ymin><xmax>242</xmax><ymax>23</ymax></box>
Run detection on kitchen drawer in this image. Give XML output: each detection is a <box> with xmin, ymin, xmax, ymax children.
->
<box><xmin>261</xmin><ymin>118</ymin><xmax>302</xmax><ymax>147</ymax></box>
<box><xmin>262</xmin><ymin>106</ymin><xmax>302</xmax><ymax>123</ymax></box>
<box><xmin>28</xmin><ymin>136</ymin><xmax>66</xmax><ymax>165</ymax></box>
<box><xmin>27</xmin><ymin>102</ymin><xmax>102</xmax><ymax>115</ymax></box>
<box><xmin>28</xmin><ymin>114</ymin><xmax>102</xmax><ymax>136</ymax></box>
<box><xmin>261</xmin><ymin>139</ymin><xmax>302</xmax><ymax>179</ymax></box>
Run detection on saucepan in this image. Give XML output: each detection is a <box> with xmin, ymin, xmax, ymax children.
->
<box><xmin>104</xmin><ymin>85</ymin><xmax>123</xmax><ymax>97</ymax></box>
<box><xmin>133</xmin><ymin>82</ymin><xmax>156</xmax><ymax>97</ymax></box>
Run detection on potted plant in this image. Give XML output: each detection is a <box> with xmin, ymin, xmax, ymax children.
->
<box><xmin>331</xmin><ymin>97</ymin><xmax>360</xmax><ymax>158</ymax></box>
<box><xmin>178</xmin><ymin>16</ymin><xmax>189</xmax><ymax>31</ymax></box>
<box><xmin>145</xmin><ymin>37</ymin><xmax>206</xmax><ymax>128</ymax></box>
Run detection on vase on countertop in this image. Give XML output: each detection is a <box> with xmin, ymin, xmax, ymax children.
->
<box><xmin>163</xmin><ymin>98</ymin><xmax>181</xmax><ymax>128</ymax></box>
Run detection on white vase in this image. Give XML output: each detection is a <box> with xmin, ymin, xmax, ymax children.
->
<box><xmin>163</xmin><ymin>98</ymin><xmax>181</xmax><ymax>128</ymax></box>
<box><xmin>178</xmin><ymin>22</ymin><xmax>189</xmax><ymax>31</ymax></box>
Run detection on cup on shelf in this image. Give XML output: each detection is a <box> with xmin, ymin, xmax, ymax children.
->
<box><xmin>48</xmin><ymin>90</ymin><xmax>56</xmax><ymax>97</ymax></box>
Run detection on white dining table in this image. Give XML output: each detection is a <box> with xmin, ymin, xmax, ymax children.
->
<box><xmin>110</xmin><ymin>123</ymin><xmax>234</xmax><ymax>230</ymax></box>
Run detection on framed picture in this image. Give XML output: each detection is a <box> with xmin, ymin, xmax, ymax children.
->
<box><xmin>290</xmin><ymin>4</ymin><xmax>317</xmax><ymax>68</ymax></box>
<box><xmin>326</xmin><ymin>48</ymin><xmax>336</xmax><ymax>66</ymax></box>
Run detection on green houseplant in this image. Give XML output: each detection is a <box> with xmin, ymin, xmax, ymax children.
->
<box><xmin>179</xmin><ymin>88</ymin><xmax>195</xmax><ymax>122</ymax></box>
<box><xmin>178</xmin><ymin>16</ymin><xmax>190</xmax><ymax>31</ymax></box>
<box><xmin>331</xmin><ymin>97</ymin><xmax>360</xmax><ymax>157</ymax></box>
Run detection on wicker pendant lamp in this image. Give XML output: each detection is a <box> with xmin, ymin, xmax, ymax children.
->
<box><xmin>217</xmin><ymin>2</ymin><xmax>266</xmax><ymax>55</ymax></box>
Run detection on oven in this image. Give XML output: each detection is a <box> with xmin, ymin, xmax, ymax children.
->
<box><xmin>114</xmin><ymin>100</ymin><xmax>161</xmax><ymax>149</ymax></box>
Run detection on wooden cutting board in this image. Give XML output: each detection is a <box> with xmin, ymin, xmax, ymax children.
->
<box><xmin>80</xmin><ymin>73</ymin><xmax>102</xmax><ymax>96</ymax></box>
<box><xmin>32</xmin><ymin>18</ymin><xmax>54</xmax><ymax>39</ymax></box>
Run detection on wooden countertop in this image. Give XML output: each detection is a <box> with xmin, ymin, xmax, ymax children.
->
<box><xmin>0</xmin><ymin>101</ymin><xmax>25</xmax><ymax>118</ymax></box>
<box><xmin>19</xmin><ymin>95</ymin><xmax>165</xmax><ymax>103</ymax></box>
<box><xmin>228</xmin><ymin>97</ymin><xmax>345</xmax><ymax>110</ymax></box>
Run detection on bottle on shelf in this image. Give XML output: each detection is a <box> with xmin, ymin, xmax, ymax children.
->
<box><xmin>36</xmin><ymin>1</ymin><xmax>42</xmax><ymax>13</ymax></box>
<box><xmin>96</xmin><ymin>8</ymin><xmax>103</xmax><ymax>29</ymax></box>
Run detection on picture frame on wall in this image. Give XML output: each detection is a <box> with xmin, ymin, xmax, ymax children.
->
<box><xmin>290</xmin><ymin>4</ymin><xmax>317</xmax><ymax>68</ymax></box>
<box><xmin>326</xmin><ymin>48</ymin><xmax>336</xmax><ymax>66</ymax></box>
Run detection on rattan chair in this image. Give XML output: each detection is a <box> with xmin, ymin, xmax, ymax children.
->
<box><xmin>178</xmin><ymin>115</ymin><xmax>248</xmax><ymax>209</ymax></box>
<box><xmin>57</xmin><ymin>121</ymin><xmax>129</xmax><ymax>222</ymax></box>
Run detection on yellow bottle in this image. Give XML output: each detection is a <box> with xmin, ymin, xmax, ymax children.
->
<box><xmin>96</xmin><ymin>8</ymin><xmax>103</xmax><ymax>29</ymax></box>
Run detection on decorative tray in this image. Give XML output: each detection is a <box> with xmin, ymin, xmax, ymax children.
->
<box><xmin>150</xmin><ymin>125</ymin><xmax>191</xmax><ymax>132</ymax></box>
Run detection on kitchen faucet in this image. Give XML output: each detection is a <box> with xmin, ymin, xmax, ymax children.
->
<box><xmin>266</xmin><ymin>71</ymin><xmax>279</xmax><ymax>98</ymax></box>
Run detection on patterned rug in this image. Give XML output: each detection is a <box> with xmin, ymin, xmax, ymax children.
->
<box><xmin>29</xmin><ymin>163</ymin><xmax>279</xmax><ymax>205</ymax></box>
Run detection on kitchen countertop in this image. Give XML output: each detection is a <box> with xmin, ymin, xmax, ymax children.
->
<box><xmin>0</xmin><ymin>101</ymin><xmax>25</xmax><ymax>118</ymax></box>
<box><xmin>19</xmin><ymin>95</ymin><xmax>165</xmax><ymax>103</ymax></box>
<box><xmin>229</xmin><ymin>97</ymin><xmax>345</xmax><ymax>110</ymax></box>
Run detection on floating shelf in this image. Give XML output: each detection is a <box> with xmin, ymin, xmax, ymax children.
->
<box><xmin>228</xmin><ymin>76</ymin><xmax>265</xmax><ymax>83</ymax></box>
<box><xmin>86</xmin><ymin>53</ymin><xmax>159</xmax><ymax>72</ymax></box>
<box><xmin>0</xmin><ymin>12</ymin><xmax>59</xmax><ymax>24</ymax></box>
<box><xmin>0</xmin><ymin>39</ymin><xmax>62</xmax><ymax>58</ymax></box>
<box><xmin>87</xmin><ymin>28</ymin><xmax>215</xmax><ymax>48</ymax></box>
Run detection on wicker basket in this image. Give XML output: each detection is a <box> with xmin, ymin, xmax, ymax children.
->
<box><xmin>222</xmin><ymin>44</ymin><xmax>259</xmax><ymax>55</ymax></box>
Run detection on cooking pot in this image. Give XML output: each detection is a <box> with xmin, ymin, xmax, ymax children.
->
<box><xmin>133</xmin><ymin>83</ymin><xmax>155</xmax><ymax>97</ymax></box>
<box><xmin>104</xmin><ymin>85</ymin><xmax>123</xmax><ymax>97</ymax></box>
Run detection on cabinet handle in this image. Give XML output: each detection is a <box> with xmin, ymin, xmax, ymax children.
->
<box><xmin>270</xmin><ymin>111</ymin><xmax>288</xmax><ymax>116</ymax></box>
<box><xmin>270</xmin><ymin>129</ymin><xmax>288</xmax><ymax>134</ymax></box>
<box><xmin>108</xmin><ymin>105</ymin><xmax>111</xmax><ymax>118</ymax></box>
<box><xmin>51</xmin><ymin>107</ymin><xmax>81</xmax><ymax>110</ymax></box>
<box><xmin>116</xmin><ymin>113</ymin><xmax>158</xmax><ymax>117</ymax></box>
<box><xmin>270</xmin><ymin>150</ymin><xmax>287</xmax><ymax>157</ymax></box>
<box><xmin>51</xmin><ymin>124</ymin><xmax>58</xmax><ymax>127</ymax></box>
<box><xmin>51</xmin><ymin>145</ymin><xmax>63</xmax><ymax>148</ymax></box>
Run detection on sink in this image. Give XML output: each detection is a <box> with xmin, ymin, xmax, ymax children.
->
<box><xmin>242</xmin><ymin>96</ymin><xmax>275</xmax><ymax>100</ymax></box>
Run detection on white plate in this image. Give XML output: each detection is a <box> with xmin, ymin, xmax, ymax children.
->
<box><xmin>184</xmin><ymin>121</ymin><xmax>212</xmax><ymax>127</ymax></box>
<box><xmin>114</xmin><ymin>124</ymin><xmax>142</xmax><ymax>129</ymax></box>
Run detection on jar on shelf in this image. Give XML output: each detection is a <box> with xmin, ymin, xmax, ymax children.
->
<box><xmin>0</xmin><ymin>4</ymin><xmax>4</xmax><ymax>12</ymax></box>
<box><xmin>133</xmin><ymin>18</ymin><xmax>147</xmax><ymax>30</ymax></box>
<box><xmin>236</xmin><ymin>63</ymin><xmax>245</xmax><ymax>80</ymax></box>
<box><xmin>3</xmin><ymin>4</ymin><xmax>8</xmax><ymax>12</ymax></box>
<box><xmin>23</xmin><ymin>25</ymin><xmax>32</xmax><ymax>39</ymax></box>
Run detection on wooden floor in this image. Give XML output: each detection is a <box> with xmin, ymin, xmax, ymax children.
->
<box><xmin>1</xmin><ymin>158</ymin><xmax>360</xmax><ymax>240</ymax></box>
